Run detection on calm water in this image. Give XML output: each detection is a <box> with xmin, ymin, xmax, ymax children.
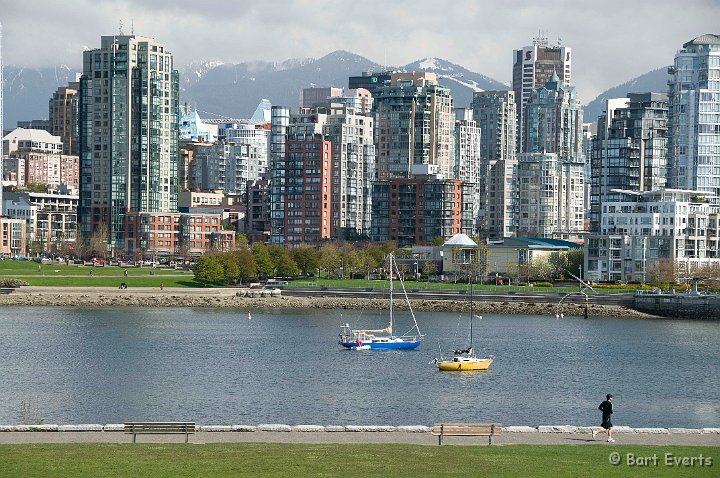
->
<box><xmin>1</xmin><ymin>306</ymin><xmax>718</xmax><ymax>428</ymax></box>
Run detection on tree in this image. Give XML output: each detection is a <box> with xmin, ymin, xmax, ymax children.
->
<box><xmin>235</xmin><ymin>233</ymin><xmax>249</xmax><ymax>246</ymax></box>
<box><xmin>342</xmin><ymin>249</ymin><xmax>364</xmax><ymax>279</ymax></box>
<box><xmin>319</xmin><ymin>243</ymin><xmax>341</xmax><ymax>278</ymax></box>
<box><xmin>220</xmin><ymin>252</ymin><xmax>241</xmax><ymax>284</ymax></box>
<box><xmin>252</xmin><ymin>242</ymin><xmax>274</xmax><ymax>278</ymax></box>
<box><xmin>431</xmin><ymin>236</ymin><xmax>446</xmax><ymax>246</ymax></box>
<box><xmin>269</xmin><ymin>244</ymin><xmax>299</xmax><ymax>277</ymax></box>
<box><xmin>646</xmin><ymin>258</ymin><xmax>679</xmax><ymax>288</ymax></box>
<box><xmin>290</xmin><ymin>245</ymin><xmax>320</xmax><ymax>276</ymax></box>
<box><xmin>234</xmin><ymin>248</ymin><xmax>257</xmax><ymax>284</ymax></box>
<box><xmin>89</xmin><ymin>222</ymin><xmax>110</xmax><ymax>259</ymax></box>
<box><xmin>422</xmin><ymin>260</ymin><xmax>438</xmax><ymax>278</ymax></box>
<box><xmin>193</xmin><ymin>255</ymin><xmax>224</xmax><ymax>284</ymax></box>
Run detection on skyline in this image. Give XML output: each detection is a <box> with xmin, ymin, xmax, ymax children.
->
<box><xmin>2</xmin><ymin>0</ymin><xmax>719</xmax><ymax>104</ymax></box>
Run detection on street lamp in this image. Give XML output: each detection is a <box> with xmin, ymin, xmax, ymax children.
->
<box><xmin>414</xmin><ymin>261</ymin><xmax>419</xmax><ymax>282</ymax></box>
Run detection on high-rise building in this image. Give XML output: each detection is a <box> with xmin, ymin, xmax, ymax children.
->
<box><xmin>513</xmin><ymin>36</ymin><xmax>571</xmax><ymax>151</ymax></box>
<box><xmin>453</xmin><ymin>108</ymin><xmax>481</xmax><ymax>223</ymax></box>
<box><xmin>668</xmin><ymin>34</ymin><xmax>720</xmax><ymax>196</ymax></box>
<box><xmin>78</xmin><ymin>35</ymin><xmax>179</xmax><ymax>254</ymax></box>
<box><xmin>49</xmin><ymin>81</ymin><xmax>80</xmax><ymax>155</ymax></box>
<box><xmin>373</xmin><ymin>72</ymin><xmax>455</xmax><ymax>180</ymax></box>
<box><xmin>589</xmin><ymin>93</ymin><xmax>668</xmax><ymax>233</ymax></box>
<box><xmin>471</xmin><ymin>90</ymin><xmax>517</xmax><ymax>239</ymax></box>
<box><xmin>348</xmin><ymin>71</ymin><xmax>392</xmax><ymax>95</ymax></box>
<box><xmin>269</xmin><ymin>102</ymin><xmax>374</xmax><ymax>244</ymax></box>
<box><xmin>300</xmin><ymin>87</ymin><xmax>343</xmax><ymax>109</ymax></box>
<box><xmin>518</xmin><ymin>72</ymin><xmax>584</xmax><ymax>240</ymax></box>
<box><xmin>370</xmin><ymin>177</ymin><xmax>473</xmax><ymax>245</ymax></box>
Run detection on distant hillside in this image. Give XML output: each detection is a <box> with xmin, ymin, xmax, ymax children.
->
<box><xmin>2</xmin><ymin>50</ymin><xmax>510</xmax><ymax>127</ymax></box>
<box><xmin>583</xmin><ymin>66</ymin><xmax>670</xmax><ymax>123</ymax></box>
<box><xmin>2</xmin><ymin>64</ymin><xmax>81</xmax><ymax>129</ymax></box>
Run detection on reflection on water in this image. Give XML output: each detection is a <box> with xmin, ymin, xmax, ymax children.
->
<box><xmin>0</xmin><ymin>307</ymin><xmax>718</xmax><ymax>427</ymax></box>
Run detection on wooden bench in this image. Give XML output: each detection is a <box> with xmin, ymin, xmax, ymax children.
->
<box><xmin>431</xmin><ymin>423</ymin><xmax>502</xmax><ymax>445</ymax></box>
<box><xmin>124</xmin><ymin>422</ymin><xmax>196</xmax><ymax>443</ymax></box>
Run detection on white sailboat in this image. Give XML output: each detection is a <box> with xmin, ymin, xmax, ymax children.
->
<box><xmin>338</xmin><ymin>253</ymin><xmax>423</xmax><ymax>350</ymax></box>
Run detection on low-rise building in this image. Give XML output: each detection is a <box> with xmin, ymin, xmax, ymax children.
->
<box><xmin>585</xmin><ymin>189</ymin><xmax>720</xmax><ymax>282</ymax></box>
<box><xmin>0</xmin><ymin>217</ymin><xmax>26</xmax><ymax>257</ymax></box>
<box><xmin>126</xmin><ymin>211</ymin><xmax>235</xmax><ymax>260</ymax></box>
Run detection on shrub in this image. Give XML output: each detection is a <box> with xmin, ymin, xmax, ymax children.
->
<box><xmin>531</xmin><ymin>281</ymin><xmax>554</xmax><ymax>288</ymax></box>
<box><xmin>0</xmin><ymin>278</ymin><xmax>29</xmax><ymax>288</ymax></box>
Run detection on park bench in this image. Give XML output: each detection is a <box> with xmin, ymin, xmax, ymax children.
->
<box><xmin>431</xmin><ymin>423</ymin><xmax>502</xmax><ymax>445</ymax></box>
<box><xmin>124</xmin><ymin>422</ymin><xmax>196</xmax><ymax>443</ymax></box>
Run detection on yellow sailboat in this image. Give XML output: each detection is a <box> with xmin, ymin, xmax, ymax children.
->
<box><xmin>435</xmin><ymin>281</ymin><xmax>493</xmax><ymax>372</ymax></box>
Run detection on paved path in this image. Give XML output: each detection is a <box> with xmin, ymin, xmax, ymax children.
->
<box><xmin>1</xmin><ymin>431</ymin><xmax>717</xmax><ymax>446</ymax></box>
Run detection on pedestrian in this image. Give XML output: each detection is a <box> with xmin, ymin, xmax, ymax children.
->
<box><xmin>160</xmin><ymin>282</ymin><xmax>164</xmax><ymax>291</ymax></box>
<box><xmin>124</xmin><ymin>269</ymin><xmax>128</xmax><ymax>277</ymax></box>
<box><xmin>90</xmin><ymin>270</ymin><xmax>93</xmax><ymax>277</ymax></box>
<box><xmin>592</xmin><ymin>394</ymin><xmax>615</xmax><ymax>442</ymax></box>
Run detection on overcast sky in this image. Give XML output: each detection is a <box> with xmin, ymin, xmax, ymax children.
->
<box><xmin>2</xmin><ymin>0</ymin><xmax>719</xmax><ymax>102</ymax></box>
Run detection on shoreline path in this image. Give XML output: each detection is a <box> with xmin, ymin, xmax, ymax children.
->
<box><xmin>0</xmin><ymin>428</ymin><xmax>718</xmax><ymax>446</ymax></box>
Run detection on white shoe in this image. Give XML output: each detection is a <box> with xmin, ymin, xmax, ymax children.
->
<box><xmin>607</xmin><ymin>438</ymin><xmax>615</xmax><ymax>443</ymax></box>
<box><xmin>591</xmin><ymin>430</ymin><xmax>597</xmax><ymax>438</ymax></box>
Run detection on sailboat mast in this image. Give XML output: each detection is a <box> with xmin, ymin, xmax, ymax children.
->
<box><xmin>469</xmin><ymin>276</ymin><xmax>473</xmax><ymax>349</ymax></box>
<box><xmin>389</xmin><ymin>254</ymin><xmax>394</xmax><ymax>335</ymax></box>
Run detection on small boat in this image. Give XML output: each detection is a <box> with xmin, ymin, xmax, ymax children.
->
<box><xmin>338</xmin><ymin>253</ymin><xmax>423</xmax><ymax>350</ymax></box>
<box><xmin>435</xmin><ymin>281</ymin><xmax>493</xmax><ymax>371</ymax></box>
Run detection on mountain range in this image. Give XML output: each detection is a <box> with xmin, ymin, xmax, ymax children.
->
<box><xmin>2</xmin><ymin>50</ymin><xmax>669</xmax><ymax>130</ymax></box>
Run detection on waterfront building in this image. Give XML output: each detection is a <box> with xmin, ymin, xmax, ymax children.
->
<box><xmin>3</xmin><ymin>191</ymin><xmax>78</xmax><ymax>250</ymax></box>
<box><xmin>49</xmin><ymin>81</ymin><xmax>80</xmax><ymax>155</ymax></box>
<box><xmin>126</xmin><ymin>211</ymin><xmax>234</xmax><ymax>260</ymax></box>
<box><xmin>78</xmin><ymin>34</ymin><xmax>180</xmax><ymax>254</ymax></box>
<box><xmin>373</xmin><ymin>72</ymin><xmax>455</xmax><ymax>180</ymax></box>
<box><xmin>585</xmin><ymin>189</ymin><xmax>720</xmax><ymax>282</ymax></box>
<box><xmin>668</xmin><ymin>34</ymin><xmax>720</xmax><ymax>196</ymax></box>
<box><xmin>513</xmin><ymin>36</ymin><xmax>572</xmax><ymax>151</ymax></box>
<box><xmin>471</xmin><ymin>90</ymin><xmax>517</xmax><ymax>239</ymax></box>
<box><xmin>190</xmin><ymin>137</ymin><xmax>268</xmax><ymax>196</ymax></box>
<box><xmin>370</xmin><ymin>175</ymin><xmax>473</xmax><ymax>245</ymax></box>
<box><xmin>0</xmin><ymin>217</ymin><xmax>25</xmax><ymax>257</ymax></box>
<box><xmin>589</xmin><ymin>93</ymin><xmax>668</xmax><ymax>233</ymax></box>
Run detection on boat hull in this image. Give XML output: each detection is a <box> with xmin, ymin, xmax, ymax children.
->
<box><xmin>437</xmin><ymin>358</ymin><xmax>493</xmax><ymax>371</ymax></box>
<box><xmin>340</xmin><ymin>340</ymin><xmax>421</xmax><ymax>350</ymax></box>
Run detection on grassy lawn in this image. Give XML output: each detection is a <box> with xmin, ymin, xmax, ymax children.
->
<box><xmin>0</xmin><ymin>444</ymin><xmax>716</xmax><ymax>477</ymax></box>
<box><xmin>0</xmin><ymin>260</ymin><xmax>201</xmax><ymax>288</ymax></box>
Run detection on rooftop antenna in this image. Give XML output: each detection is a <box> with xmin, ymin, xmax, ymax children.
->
<box><xmin>131</xmin><ymin>18</ymin><xmax>134</xmax><ymax>35</ymax></box>
<box><xmin>119</xmin><ymin>20</ymin><xmax>124</xmax><ymax>36</ymax></box>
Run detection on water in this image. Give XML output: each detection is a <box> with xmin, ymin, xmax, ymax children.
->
<box><xmin>1</xmin><ymin>306</ymin><xmax>718</xmax><ymax>428</ymax></box>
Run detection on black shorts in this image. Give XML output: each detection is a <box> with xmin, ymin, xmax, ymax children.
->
<box><xmin>601</xmin><ymin>418</ymin><xmax>613</xmax><ymax>429</ymax></box>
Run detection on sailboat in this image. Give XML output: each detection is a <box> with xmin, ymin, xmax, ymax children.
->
<box><xmin>338</xmin><ymin>253</ymin><xmax>423</xmax><ymax>350</ymax></box>
<box><xmin>435</xmin><ymin>280</ymin><xmax>493</xmax><ymax>371</ymax></box>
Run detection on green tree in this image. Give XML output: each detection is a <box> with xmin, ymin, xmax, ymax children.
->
<box><xmin>193</xmin><ymin>254</ymin><xmax>224</xmax><ymax>284</ymax></box>
<box><xmin>431</xmin><ymin>236</ymin><xmax>446</xmax><ymax>246</ymax></box>
<box><xmin>269</xmin><ymin>244</ymin><xmax>299</xmax><ymax>277</ymax></box>
<box><xmin>220</xmin><ymin>252</ymin><xmax>241</xmax><ymax>284</ymax></box>
<box><xmin>235</xmin><ymin>248</ymin><xmax>257</xmax><ymax>284</ymax></box>
<box><xmin>290</xmin><ymin>245</ymin><xmax>320</xmax><ymax>276</ymax></box>
<box><xmin>235</xmin><ymin>233</ymin><xmax>249</xmax><ymax>246</ymax></box>
<box><xmin>342</xmin><ymin>249</ymin><xmax>364</xmax><ymax>279</ymax></box>
<box><xmin>252</xmin><ymin>242</ymin><xmax>274</xmax><ymax>278</ymax></box>
<box><xmin>23</xmin><ymin>182</ymin><xmax>48</xmax><ymax>193</ymax></box>
<box><xmin>319</xmin><ymin>243</ymin><xmax>342</xmax><ymax>278</ymax></box>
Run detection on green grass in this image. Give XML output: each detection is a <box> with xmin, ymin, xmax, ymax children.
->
<box><xmin>0</xmin><ymin>444</ymin><xmax>716</xmax><ymax>477</ymax></box>
<box><xmin>0</xmin><ymin>260</ymin><xmax>200</xmax><ymax>288</ymax></box>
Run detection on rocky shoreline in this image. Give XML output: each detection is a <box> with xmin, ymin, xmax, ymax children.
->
<box><xmin>0</xmin><ymin>287</ymin><xmax>659</xmax><ymax>318</ymax></box>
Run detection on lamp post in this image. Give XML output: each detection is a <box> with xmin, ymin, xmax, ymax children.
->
<box><xmin>414</xmin><ymin>261</ymin><xmax>419</xmax><ymax>282</ymax></box>
<box><xmin>494</xmin><ymin>261</ymin><xmax>498</xmax><ymax>286</ymax></box>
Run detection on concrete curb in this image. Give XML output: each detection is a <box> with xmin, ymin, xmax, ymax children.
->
<box><xmin>0</xmin><ymin>424</ymin><xmax>717</xmax><ymax>434</ymax></box>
